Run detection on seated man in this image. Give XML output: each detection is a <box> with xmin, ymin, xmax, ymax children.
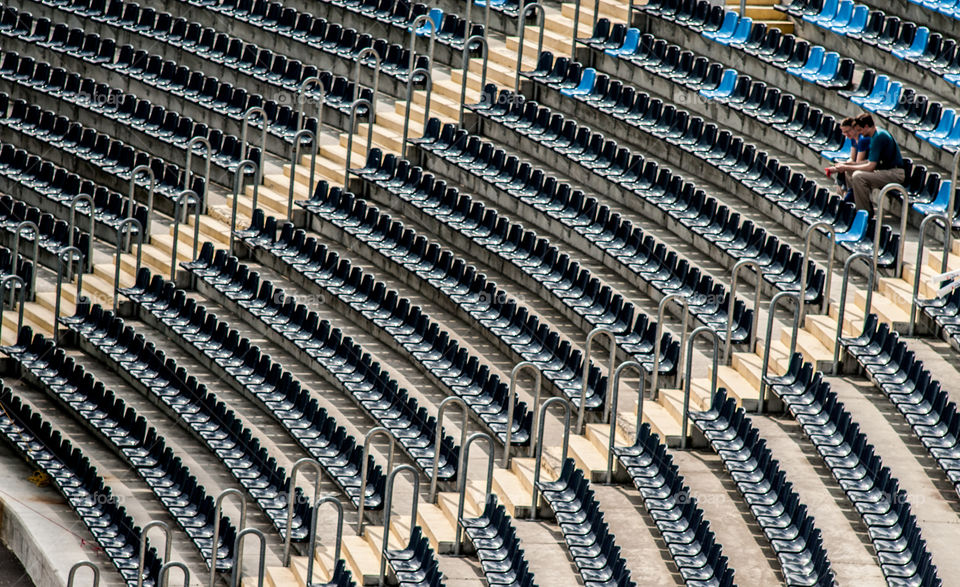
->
<box><xmin>831</xmin><ymin>113</ymin><xmax>904</xmax><ymax>215</ymax></box>
<box><xmin>826</xmin><ymin>117</ymin><xmax>869</xmax><ymax>201</ymax></box>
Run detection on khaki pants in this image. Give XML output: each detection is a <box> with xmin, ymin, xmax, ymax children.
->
<box><xmin>851</xmin><ymin>168</ymin><xmax>905</xmax><ymax>214</ymax></box>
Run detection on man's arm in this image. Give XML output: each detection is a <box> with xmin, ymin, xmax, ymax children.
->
<box><xmin>837</xmin><ymin>159</ymin><xmax>877</xmax><ymax>172</ymax></box>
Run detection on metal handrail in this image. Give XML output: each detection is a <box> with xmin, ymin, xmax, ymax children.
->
<box><xmin>169</xmin><ymin>190</ymin><xmax>199</xmax><ymax>281</ymax></box>
<box><xmin>230</xmin><ymin>160</ymin><xmax>259</xmax><ymax>251</ymax></box>
<box><xmin>283</xmin><ymin>458</ymin><xmax>324</xmax><ymax>564</ymax></box>
<box><xmin>514</xmin><ymin>2</ymin><xmax>546</xmax><ymax>94</ymax></box>
<box><xmin>114</xmin><ymin>218</ymin><xmax>143</xmax><ymax>313</ymax></box>
<box><xmin>241</xmin><ymin>106</ymin><xmax>267</xmax><ymax>162</ymax></box>
<box><xmin>680</xmin><ymin>326</ymin><xmax>719</xmax><ymax>449</ymax></box>
<box><xmin>408</xmin><ymin>14</ymin><xmax>438</xmax><ymax>76</ymax></box>
<box><xmin>210</xmin><ymin>488</ymin><xmax>247</xmax><ymax>587</ymax></box>
<box><xmin>580</xmin><ymin>327</ymin><xmax>616</xmax><ymax>433</ymax></box>
<box><xmin>910</xmin><ymin>212</ymin><xmax>950</xmax><ymax>335</ymax></box>
<box><xmin>137</xmin><ymin>520</ymin><xmax>171</xmax><ymax>587</ymax></box>
<box><xmin>68</xmin><ymin>193</ymin><xmax>94</xmax><ymax>275</ymax></box>
<box><xmin>345</xmin><ymin>98</ymin><xmax>374</xmax><ymax>188</ymax></box>
<box><xmin>606</xmin><ymin>360</ymin><xmax>644</xmax><ymax>483</ymax></box>
<box><xmin>288</xmin><ymin>129</ymin><xmax>318</xmax><ymax>220</ymax></box>
<box><xmin>942</xmin><ymin>150</ymin><xmax>960</xmax><ymax>274</ymax></box>
<box><xmin>530</xmin><ymin>397</ymin><xmax>571</xmax><ymax>519</ymax></box>
<box><xmin>54</xmin><ymin>247</ymin><xmax>83</xmax><ymax>344</ymax></box>
<box><xmin>0</xmin><ymin>275</ymin><xmax>25</xmax><ymax>343</ymax></box>
<box><xmin>67</xmin><ymin>561</ymin><xmax>100</xmax><ymax>587</ymax></box>
<box><xmin>13</xmin><ymin>220</ymin><xmax>38</xmax><ymax>301</ymax></box>
<box><xmin>231</xmin><ymin>528</ymin><xmax>266</xmax><ymax>587</ymax></box>
<box><xmin>305</xmin><ymin>496</ymin><xmax>343</xmax><ymax>587</ymax></box>
<box><xmin>353</xmin><ymin>47</ymin><xmax>382</xmax><ymax>105</ymax></box>
<box><xmin>185</xmin><ymin>136</ymin><xmax>211</xmax><ymax>214</ymax></box>
<box><xmin>833</xmin><ymin>252</ymin><xmax>875</xmax><ymax>374</ymax></box>
<box><xmin>459</xmin><ymin>36</ymin><xmax>489</xmax><ymax>126</ymax></box>
<box><xmin>799</xmin><ymin>221</ymin><xmax>837</xmax><ymax>322</ymax></box>
<box><xmin>724</xmin><ymin>260</ymin><xmax>761</xmax><ymax>362</ymax></box>
<box><xmin>296</xmin><ymin>77</ymin><xmax>325</xmax><ymax>133</ymax></box>
<box><xmin>571</xmin><ymin>0</ymin><xmax>585</xmax><ymax>57</ymax></box>
<box><xmin>873</xmin><ymin>183</ymin><xmax>910</xmax><ymax>285</ymax></box>
<box><xmin>758</xmin><ymin>291</ymin><xmax>800</xmax><ymax>414</ymax></box>
<box><xmin>402</xmin><ymin>68</ymin><xmax>433</xmax><ymax>158</ymax></box>
<box><xmin>379</xmin><ymin>464</ymin><xmax>420</xmax><ymax>587</ymax></box>
<box><xmin>652</xmin><ymin>293</ymin><xmax>690</xmax><ymax>399</ymax></box>
<box><xmin>430</xmin><ymin>396</ymin><xmax>468</xmax><ymax>503</ymax></box>
<box><xmin>157</xmin><ymin>562</ymin><xmax>189</xmax><ymax>587</ymax></box>
<box><xmin>357</xmin><ymin>427</ymin><xmax>396</xmax><ymax>536</ymax></box>
<box><xmin>455</xmin><ymin>433</ymin><xmax>494</xmax><ymax>554</ymax></box>
<box><xmin>127</xmin><ymin>165</ymin><xmax>155</xmax><ymax>235</ymax></box>
<box><xmin>506</xmin><ymin>361</ymin><xmax>542</xmax><ymax>466</ymax></box>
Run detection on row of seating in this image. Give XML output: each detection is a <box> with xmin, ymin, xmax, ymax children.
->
<box><xmin>526</xmin><ymin>53</ymin><xmax>902</xmax><ymax>268</ymax></box>
<box><xmin>461</xmin><ymin>495</ymin><xmax>537</xmax><ymax>586</ymax></box>
<box><xmin>691</xmin><ymin>390</ymin><xmax>835</xmax><ymax>585</ymax></box>
<box><xmin>122</xmin><ymin>267</ymin><xmax>387</xmax><ymax>511</ymax></box>
<box><xmin>537</xmin><ymin>459</ymin><xmax>635</xmax><ymax>586</ymax></box>
<box><xmin>352</xmin><ymin>151</ymin><xmax>682</xmax><ymax>375</ymax></box>
<box><xmin>61</xmin><ymin>303</ymin><xmax>315</xmax><ymax>541</ymax></box>
<box><xmin>185</xmin><ymin>241</ymin><xmax>531</xmax><ymax>450</ymax></box>
<box><xmin>468</xmin><ymin>90</ymin><xmax>828</xmax><ymax>304</ymax></box>
<box><xmin>0</xmin><ymin>194</ymin><xmax>91</xmax><ymax>271</ymax></box>
<box><xmin>0</xmin><ymin>385</ymin><xmax>164</xmax><ymax>586</ymax></box>
<box><xmin>0</xmin><ymin>138</ymin><xmax>149</xmax><ymax>244</ymax></box>
<box><xmin>5</xmin><ymin>329</ymin><xmax>239</xmax><ymax>570</ymax></box>
<box><xmin>614</xmin><ymin>424</ymin><xmax>734</xmax><ymax>585</ymax></box>
<box><xmin>902</xmin><ymin>0</ymin><xmax>960</xmax><ymax>20</ymax></box>
<box><xmin>839</xmin><ymin>315</ymin><xmax>960</xmax><ymax>493</ymax></box>
<box><xmin>919</xmin><ymin>284</ymin><xmax>960</xmax><ymax>349</ymax></box>
<box><xmin>767</xmin><ymin>355</ymin><xmax>941</xmax><ymax>584</ymax></box>
<box><xmin>383</xmin><ymin>526</ymin><xmax>446</xmax><ymax>586</ymax></box>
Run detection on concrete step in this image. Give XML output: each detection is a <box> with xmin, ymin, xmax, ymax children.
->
<box><xmin>779</xmin><ymin>326</ymin><xmax>833</xmax><ymax>370</ymax></box>
<box><xmin>902</xmin><ymin>262</ymin><xmax>942</xmax><ymax>299</ymax></box>
<box><xmin>566</xmin><ymin>433</ymin><xmax>608</xmax><ymax>482</ymax></box>
<box><xmin>415</xmin><ymin>502</ymin><xmax>456</xmax><ymax>554</ymax></box>
<box><xmin>584</xmin><ymin>421</ymin><xmax>629</xmax><ymax>456</ymax></box>
<box><xmin>731</xmin><ymin>347</ymin><xmax>789</xmax><ymax>389</ymax></box>
<box><xmin>491</xmin><ymin>468</ymin><xmax>532</xmax><ymax>518</ymax></box>
<box><xmin>725</xmin><ymin>5</ymin><xmax>784</xmax><ymax>19</ymax></box>
<box><xmin>714</xmin><ymin>365</ymin><xmax>759</xmax><ymax>411</ymax></box>
<box><xmin>640</xmin><ymin>398</ymin><xmax>684</xmax><ymax>447</ymax></box>
<box><xmin>658</xmin><ymin>380</ymin><xmax>711</xmax><ymax>421</ymax></box>
<box><xmin>340</xmin><ymin>534</ymin><xmax>381</xmax><ymax>586</ymax></box>
<box><xmin>877</xmin><ymin>276</ymin><xmax>915</xmax><ymax>310</ymax></box>
<box><xmin>803</xmin><ymin>314</ymin><xmax>843</xmax><ymax>352</ymax></box>
<box><xmin>854</xmin><ymin>287</ymin><xmax>910</xmax><ymax>327</ymax></box>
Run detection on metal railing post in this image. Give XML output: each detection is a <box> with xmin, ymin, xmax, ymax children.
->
<box><xmin>607</xmin><ymin>361</ymin><xmax>644</xmax><ymax>483</ymax></box>
<box><xmin>13</xmin><ymin>221</ymin><xmax>38</xmax><ymax>301</ymax></box>
<box><xmin>910</xmin><ymin>213</ymin><xmax>950</xmax><ymax>335</ymax></box>
<box><xmin>127</xmin><ymin>165</ymin><xmax>155</xmax><ymax>236</ymax></box>
<box><xmin>231</xmin><ymin>528</ymin><xmax>266</xmax><ymax>587</ymax></box>
<box><xmin>241</xmin><ymin>106</ymin><xmax>268</xmax><ymax>162</ymax></box>
<box><xmin>345</xmin><ymin>99</ymin><xmax>374</xmax><ymax>188</ymax></box>
<box><xmin>210</xmin><ymin>488</ymin><xmax>247</xmax><ymax>587</ymax></box>
<box><xmin>652</xmin><ymin>294</ymin><xmax>690</xmax><ymax>398</ymax></box>
<box><xmin>230</xmin><ymin>160</ymin><xmax>259</xmax><ymax>251</ymax></box>
<box><xmin>67</xmin><ymin>562</ymin><xmax>100</xmax><ymax>587</ymax></box>
<box><xmin>942</xmin><ymin>150</ymin><xmax>960</xmax><ymax>273</ymax></box>
<box><xmin>580</xmin><ymin>327</ymin><xmax>616</xmax><ymax>433</ymax></box>
<box><xmin>430</xmin><ymin>396</ymin><xmax>468</xmax><ymax>503</ymax></box>
<box><xmin>571</xmin><ymin>0</ymin><xmax>584</xmax><ymax>57</ymax></box>
<box><xmin>137</xmin><ymin>521</ymin><xmax>171</xmax><ymax>587</ymax></box>
<box><xmin>680</xmin><ymin>327</ymin><xmax>719</xmax><ymax>449</ymax></box>
<box><xmin>288</xmin><ymin>129</ymin><xmax>318</xmax><ymax>220</ymax></box>
<box><xmin>185</xmin><ymin>136</ymin><xmax>211</xmax><ymax>214</ymax></box>
<box><xmin>724</xmin><ymin>260</ymin><xmax>761</xmax><ymax>362</ymax></box>
<box><xmin>872</xmin><ymin>183</ymin><xmax>910</xmax><ymax>285</ymax></box>
<box><xmin>758</xmin><ymin>291</ymin><xmax>800</xmax><ymax>414</ymax></box>
<box><xmin>833</xmin><ymin>252</ymin><xmax>875</xmax><ymax>374</ymax></box>
<box><xmin>54</xmin><ymin>247</ymin><xmax>83</xmax><ymax>345</ymax></box>
<box><xmin>283</xmin><ymin>458</ymin><xmax>324</xmax><ymax>565</ymax></box>
<box><xmin>352</xmin><ymin>47</ymin><xmax>382</xmax><ymax>104</ymax></box>
<box><xmin>408</xmin><ymin>14</ymin><xmax>438</xmax><ymax>77</ymax></box>
<box><xmin>114</xmin><ymin>219</ymin><xmax>142</xmax><ymax>312</ymax></box>
<box><xmin>296</xmin><ymin>77</ymin><xmax>325</xmax><ymax>133</ymax></box>
<box><xmin>514</xmin><ymin>3</ymin><xmax>546</xmax><ymax>94</ymax></box>
<box><xmin>459</xmin><ymin>35</ymin><xmax>489</xmax><ymax>126</ymax></box>
<box><xmin>305</xmin><ymin>496</ymin><xmax>343</xmax><ymax>587</ymax></box>
<box><xmin>455</xmin><ymin>433</ymin><xmax>494</xmax><ymax>554</ymax></box>
<box><xmin>169</xmin><ymin>190</ymin><xmax>198</xmax><ymax>281</ymax></box>
<box><xmin>357</xmin><ymin>427</ymin><xmax>396</xmax><ymax>536</ymax></box>
<box><xmin>402</xmin><ymin>69</ymin><xmax>433</xmax><ymax>158</ymax></box>
<box><xmin>799</xmin><ymin>221</ymin><xmax>837</xmax><ymax>322</ymax></box>
<box><xmin>68</xmin><ymin>194</ymin><xmax>94</xmax><ymax>275</ymax></box>
<box><xmin>505</xmin><ymin>362</ymin><xmax>542</xmax><ymax>467</ymax></box>
<box><xmin>157</xmin><ymin>562</ymin><xmax>189</xmax><ymax>587</ymax></box>
<box><xmin>530</xmin><ymin>397</ymin><xmax>571</xmax><ymax>519</ymax></box>
<box><xmin>0</xmin><ymin>275</ymin><xmax>25</xmax><ymax>343</ymax></box>
<box><xmin>379</xmin><ymin>465</ymin><xmax>420</xmax><ymax>587</ymax></box>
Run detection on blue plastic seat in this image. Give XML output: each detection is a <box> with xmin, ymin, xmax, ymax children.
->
<box><xmin>475</xmin><ymin>0</ymin><xmax>507</xmax><ymax>7</ymax></box>
<box><xmin>868</xmin><ymin>81</ymin><xmax>902</xmax><ymax>112</ymax></box>
<box><xmin>788</xmin><ymin>45</ymin><xmax>824</xmax><ymax>77</ymax></box>
<box><xmin>607</xmin><ymin>27</ymin><xmax>640</xmax><ymax>56</ymax></box>
<box><xmin>718</xmin><ymin>16</ymin><xmax>752</xmax><ymax>45</ymax></box>
<box><xmin>850</xmin><ymin>73</ymin><xmax>888</xmax><ymax>106</ymax></box>
<box><xmin>804</xmin><ymin>0</ymin><xmax>837</xmax><ymax>23</ymax></box>
<box><xmin>835</xmin><ymin>210</ymin><xmax>868</xmax><ymax>243</ymax></box>
<box><xmin>825</xmin><ymin>0</ymin><xmax>853</xmax><ymax>31</ymax></box>
<box><xmin>892</xmin><ymin>26</ymin><xmax>929</xmax><ymax>60</ymax></box>
<box><xmin>703</xmin><ymin>11</ymin><xmax>737</xmax><ymax>41</ymax></box>
<box><xmin>562</xmin><ymin>67</ymin><xmax>597</xmax><ymax>96</ymax></box>
<box><xmin>929</xmin><ymin>118</ymin><xmax>960</xmax><ymax>149</ymax></box>
<box><xmin>913</xmin><ymin>181</ymin><xmax>952</xmax><ymax>215</ymax></box>
<box><xmin>835</xmin><ymin>4</ymin><xmax>868</xmax><ymax>34</ymax></box>
<box><xmin>918</xmin><ymin>108</ymin><xmax>955</xmax><ymax>141</ymax></box>
<box><xmin>415</xmin><ymin>8</ymin><xmax>442</xmax><ymax>36</ymax></box>
<box><xmin>821</xmin><ymin>137</ymin><xmax>853</xmax><ymax>161</ymax></box>
<box><xmin>699</xmin><ymin>68</ymin><xmax>737</xmax><ymax>99</ymax></box>
<box><xmin>805</xmin><ymin>50</ymin><xmax>839</xmax><ymax>83</ymax></box>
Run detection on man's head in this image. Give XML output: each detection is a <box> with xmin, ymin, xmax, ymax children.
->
<box><xmin>840</xmin><ymin>117</ymin><xmax>857</xmax><ymax>139</ymax></box>
<box><xmin>854</xmin><ymin>113</ymin><xmax>877</xmax><ymax>136</ymax></box>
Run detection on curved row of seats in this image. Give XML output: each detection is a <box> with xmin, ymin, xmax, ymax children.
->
<box><xmin>352</xmin><ymin>151</ymin><xmax>683</xmax><ymax>374</ymax></box>
<box><xmin>184</xmin><ymin>242</ymin><xmax>532</xmax><ymax>449</ymax></box>
<box><xmin>839</xmin><ymin>315</ymin><xmax>960</xmax><ymax>493</ymax></box>
<box><xmin>6</xmin><ymin>330</ymin><xmax>240</xmax><ymax>570</ymax></box>
<box><xmin>691</xmin><ymin>390</ymin><xmax>835</xmax><ymax>586</ymax></box>
<box><xmin>767</xmin><ymin>356</ymin><xmax>940</xmax><ymax>584</ymax></box>
<box><xmin>383</xmin><ymin>526</ymin><xmax>446</xmax><ymax>586</ymax></box>
<box><xmin>537</xmin><ymin>459</ymin><xmax>635</xmax><ymax>586</ymax></box>
<box><xmin>461</xmin><ymin>495</ymin><xmax>538</xmax><ymax>586</ymax></box>
<box><xmin>614</xmin><ymin>424</ymin><xmax>734</xmax><ymax>585</ymax></box>
<box><xmin>121</xmin><ymin>267</ymin><xmax>388</xmax><ymax>510</ymax></box>
<box><xmin>0</xmin><ymin>385</ymin><xmax>164</xmax><ymax>587</ymax></box>
<box><xmin>0</xmin><ymin>194</ymin><xmax>91</xmax><ymax>272</ymax></box>
<box><xmin>526</xmin><ymin>53</ymin><xmax>902</xmax><ymax>269</ymax></box>
<box><xmin>61</xmin><ymin>303</ymin><xmax>315</xmax><ymax>541</ymax></box>
<box><xmin>920</xmin><ymin>285</ymin><xmax>960</xmax><ymax>348</ymax></box>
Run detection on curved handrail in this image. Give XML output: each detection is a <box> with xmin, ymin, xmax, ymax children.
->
<box><xmin>137</xmin><ymin>520</ymin><xmax>171</xmax><ymax>587</ymax></box>
<box><xmin>833</xmin><ymin>251</ymin><xmax>875</xmax><ymax>374</ymax></box>
<box><xmin>283</xmin><ymin>458</ymin><xmax>324</xmax><ymax>564</ymax></box>
<box><xmin>127</xmin><ymin>165</ymin><xmax>155</xmax><ymax>235</ymax></box>
<box><xmin>724</xmin><ymin>260</ymin><xmax>761</xmax><ymax>362</ymax></box>
<box><xmin>296</xmin><ymin>77</ymin><xmax>325</xmax><ymax>133</ymax></box>
<box><xmin>345</xmin><ymin>98</ymin><xmax>374</xmax><ymax>188</ymax></box>
<box><xmin>680</xmin><ymin>326</ymin><xmax>719</xmax><ymax>449</ymax></box>
<box><xmin>353</xmin><ymin>47</ymin><xmax>383</xmax><ymax>105</ymax></box>
<box><xmin>514</xmin><ymin>2</ymin><xmax>546</xmax><ymax>93</ymax></box>
<box><xmin>402</xmin><ymin>68</ymin><xmax>433</xmax><ymax>158</ymax></box>
<box><xmin>430</xmin><ymin>396</ymin><xmax>468</xmax><ymax>503</ymax></box>
<box><xmin>54</xmin><ymin>246</ymin><xmax>84</xmax><ymax>344</ymax></box>
<box><xmin>652</xmin><ymin>293</ymin><xmax>690</xmax><ymax>399</ymax></box>
<box><xmin>157</xmin><ymin>561</ymin><xmax>189</xmax><ymax>587</ymax></box>
<box><xmin>210</xmin><ymin>488</ymin><xmax>247</xmax><ymax>587</ymax></box>
<box><xmin>455</xmin><ymin>433</ymin><xmax>494</xmax><ymax>554</ymax></box>
<box><xmin>13</xmin><ymin>220</ymin><xmax>38</xmax><ymax>301</ymax></box>
<box><xmin>231</xmin><ymin>528</ymin><xmax>266</xmax><ymax>587</ymax></box>
<box><xmin>942</xmin><ymin>150</ymin><xmax>960</xmax><ymax>274</ymax></box>
<box><xmin>408</xmin><ymin>14</ymin><xmax>438</xmax><ymax>76</ymax></box>
<box><xmin>185</xmin><ymin>136</ymin><xmax>211</xmax><ymax>214</ymax></box>
<box><xmin>873</xmin><ymin>183</ymin><xmax>910</xmax><ymax>285</ymax></box>
<box><xmin>114</xmin><ymin>218</ymin><xmax>143</xmax><ymax>313</ymax></box>
<box><xmin>530</xmin><ymin>397</ymin><xmax>571</xmax><ymax>519</ymax></box>
<box><xmin>67</xmin><ymin>561</ymin><xmax>100</xmax><ymax>587</ymax></box>
<box><xmin>459</xmin><ymin>35</ymin><xmax>489</xmax><ymax>126</ymax></box>
<box><xmin>799</xmin><ymin>221</ymin><xmax>837</xmax><ymax>322</ymax></box>
<box><xmin>607</xmin><ymin>360</ymin><xmax>645</xmax><ymax>483</ymax></box>
<box><xmin>580</xmin><ymin>327</ymin><xmax>616</xmax><ymax>432</ymax></box>
<box><xmin>506</xmin><ymin>361</ymin><xmax>542</xmax><ymax>466</ymax></box>
<box><xmin>169</xmin><ymin>190</ymin><xmax>199</xmax><ymax>281</ymax></box>
<box><xmin>240</xmin><ymin>106</ymin><xmax>267</xmax><ymax>204</ymax></box>
<box><xmin>758</xmin><ymin>291</ymin><xmax>801</xmax><ymax>414</ymax></box>
<box><xmin>910</xmin><ymin>212</ymin><xmax>950</xmax><ymax>335</ymax></box>
<box><xmin>288</xmin><ymin>129</ymin><xmax>318</xmax><ymax>220</ymax></box>
<box><xmin>0</xmin><ymin>275</ymin><xmax>25</xmax><ymax>343</ymax></box>
<box><xmin>357</xmin><ymin>427</ymin><xmax>397</xmax><ymax>536</ymax></box>
<box><xmin>306</xmin><ymin>496</ymin><xmax>344</xmax><ymax>587</ymax></box>
<box><xmin>68</xmin><ymin>193</ymin><xmax>94</xmax><ymax>274</ymax></box>
<box><xmin>230</xmin><ymin>160</ymin><xmax>259</xmax><ymax>251</ymax></box>
<box><xmin>379</xmin><ymin>464</ymin><xmax>420</xmax><ymax>586</ymax></box>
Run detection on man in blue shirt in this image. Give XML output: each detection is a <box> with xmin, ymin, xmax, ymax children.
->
<box><xmin>827</xmin><ymin>117</ymin><xmax>870</xmax><ymax>201</ymax></box>
<box><xmin>833</xmin><ymin>114</ymin><xmax>904</xmax><ymax>214</ymax></box>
